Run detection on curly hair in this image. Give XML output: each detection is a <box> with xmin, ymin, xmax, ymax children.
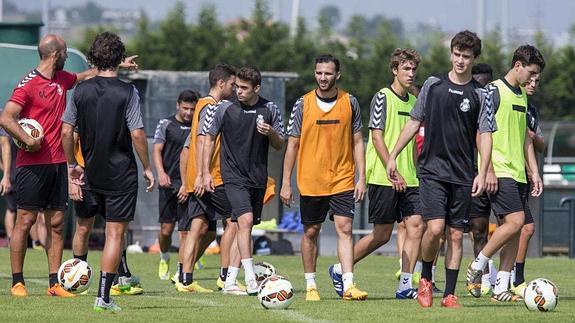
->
<box><xmin>87</xmin><ymin>31</ymin><xmax>126</xmax><ymax>71</ymax></box>
<box><xmin>511</xmin><ymin>45</ymin><xmax>546</xmax><ymax>71</ymax></box>
<box><xmin>451</xmin><ymin>30</ymin><xmax>482</xmax><ymax>58</ymax></box>
<box><xmin>389</xmin><ymin>48</ymin><xmax>421</xmax><ymax>71</ymax></box>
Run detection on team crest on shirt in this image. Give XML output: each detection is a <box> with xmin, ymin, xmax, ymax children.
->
<box><xmin>459</xmin><ymin>98</ymin><xmax>470</xmax><ymax>112</ymax></box>
<box><xmin>49</xmin><ymin>82</ymin><xmax>64</xmax><ymax>95</ymax></box>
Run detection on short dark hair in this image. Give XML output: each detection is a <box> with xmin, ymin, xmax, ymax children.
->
<box><xmin>177</xmin><ymin>90</ymin><xmax>200</xmax><ymax>104</ymax></box>
<box><xmin>237</xmin><ymin>65</ymin><xmax>262</xmax><ymax>87</ymax></box>
<box><xmin>87</xmin><ymin>31</ymin><xmax>126</xmax><ymax>71</ymax></box>
<box><xmin>389</xmin><ymin>48</ymin><xmax>421</xmax><ymax>71</ymax></box>
<box><xmin>315</xmin><ymin>54</ymin><xmax>340</xmax><ymax>72</ymax></box>
<box><xmin>208</xmin><ymin>64</ymin><xmax>236</xmax><ymax>88</ymax></box>
<box><xmin>511</xmin><ymin>45</ymin><xmax>546</xmax><ymax>71</ymax></box>
<box><xmin>472</xmin><ymin>63</ymin><xmax>493</xmax><ymax>77</ymax></box>
<box><xmin>451</xmin><ymin>30</ymin><xmax>482</xmax><ymax>58</ymax></box>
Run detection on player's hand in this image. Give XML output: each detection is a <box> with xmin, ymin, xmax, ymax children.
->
<box><xmin>485</xmin><ymin>169</ymin><xmax>498</xmax><ymax>194</ymax></box>
<box><xmin>256</xmin><ymin>122</ymin><xmax>274</xmax><ymax>136</ymax></box>
<box><xmin>193</xmin><ymin>175</ymin><xmax>205</xmax><ymax>197</ymax></box>
<box><xmin>177</xmin><ymin>184</ymin><xmax>188</xmax><ymax>203</ymax></box>
<box><xmin>280</xmin><ymin>184</ymin><xmax>294</xmax><ymax>207</ymax></box>
<box><xmin>354</xmin><ymin>180</ymin><xmax>367</xmax><ymax>202</ymax></box>
<box><xmin>68</xmin><ymin>181</ymin><xmax>83</xmax><ymax>201</ymax></box>
<box><xmin>0</xmin><ymin>176</ymin><xmax>11</xmax><ymax>195</ymax></box>
<box><xmin>158</xmin><ymin>172</ymin><xmax>171</xmax><ymax>188</ymax></box>
<box><xmin>386</xmin><ymin>158</ymin><xmax>398</xmax><ymax>183</ymax></box>
<box><xmin>119</xmin><ymin>55</ymin><xmax>139</xmax><ymax>70</ymax></box>
<box><xmin>391</xmin><ymin>173</ymin><xmax>407</xmax><ymax>193</ymax></box>
<box><xmin>203</xmin><ymin>173</ymin><xmax>215</xmax><ymax>193</ymax></box>
<box><xmin>530</xmin><ymin>173</ymin><xmax>543</xmax><ymax>197</ymax></box>
<box><xmin>528</xmin><ymin>129</ymin><xmax>537</xmax><ymax>140</ymax></box>
<box><xmin>68</xmin><ymin>165</ymin><xmax>85</xmax><ymax>186</ymax></box>
<box><xmin>24</xmin><ymin>135</ymin><xmax>43</xmax><ymax>152</ymax></box>
<box><xmin>143</xmin><ymin>168</ymin><xmax>155</xmax><ymax>192</ymax></box>
<box><xmin>471</xmin><ymin>174</ymin><xmax>486</xmax><ymax>197</ymax></box>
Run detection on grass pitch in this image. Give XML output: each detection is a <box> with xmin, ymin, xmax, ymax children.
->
<box><xmin>0</xmin><ymin>248</ymin><xmax>574</xmax><ymax>322</ymax></box>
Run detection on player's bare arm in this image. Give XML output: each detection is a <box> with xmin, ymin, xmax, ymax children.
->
<box><xmin>178</xmin><ymin>146</ymin><xmax>189</xmax><ymax>203</ymax></box>
<box><xmin>280</xmin><ymin>136</ymin><xmax>299</xmax><ymax>207</ymax></box>
<box><xmin>0</xmin><ymin>101</ymin><xmax>43</xmax><ymax>152</ymax></box>
<box><xmin>194</xmin><ymin>135</ymin><xmax>206</xmax><ymax>197</ymax></box>
<box><xmin>387</xmin><ymin>118</ymin><xmax>420</xmax><ymax>183</ymax></box>
<box><xmin>153</xmin><ymin>142</ymin><xmax>171</xmax><ymax>188</ymax></box>
<box><xmin>201</xmin><ymin>134</ymin><xmax>216</xmax><ymax>192</ymax></box>
<box><xmin>524</xmin><ymin>130</ymin><xmax>542</xmax><ymax>197</ymax></box>
<box><xmin>0</xmin><ymin>136</ymin><xmax>11</xmax><ymax>194</ymax></box>
<box><xmin>352</xmin><ymin>131</ymin><xmax>366</xmax><ymax>202</ymax></box>
<box><xmin>131</xmin><ymin>128</ymin><xmax>155</xmax><ymax>192</ymax></box>
<box><xmin>473</xmin><ymin>132</ymin><xmax>492</xmax><ymax>197</ymax></box>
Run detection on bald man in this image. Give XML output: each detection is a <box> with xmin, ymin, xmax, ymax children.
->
<box><xmin>0</xmin><ymin>34</ymin><xmax>137</xmax><ymax>297</ymax></box>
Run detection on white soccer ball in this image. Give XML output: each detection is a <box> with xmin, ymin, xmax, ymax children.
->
<box><xmin>254</xmin><ymin>261</ymin><xmax>276</xmax><ymax>286</ymax></box>
<box><xmin>258</xmin><ymin>275</ymin><xmax>295</xmax><ymax>310</ymax></box>
<box><xmin>13</xmin><ymin>118</ymin><xmax>44</xmax><ymax>150</ymax></box>
<box><xmin>58</xmin><ymin>258</ymin><xmax>93</xmax><ymax>294</ymax></box>
<box><xmin>524</xmin><ymin>278</ymin><xmax>558</xmax><ymax>312</ymax></box>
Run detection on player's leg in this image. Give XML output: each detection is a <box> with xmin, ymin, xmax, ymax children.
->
<box><xmin>219</xmin><ymin>218</ymin><xmax>235</xmax><ymax>285</ymax></box>
<box><xmin>157</xmin><ymin>189</ymin><xmax>178</xmax><ymax>280</ymax></box>
<box><xmin>29</xmin><ymin>215</ymin><xmax>42</xmax><ymax>249</ymax></box>
<box><xmin>35</xmin><ymin>211</ymin><xmax>48</xmax><ymax>248</ymax></box>
<box><xmin>395</xmin><ymin>221</ymin><xmax>406</xmax><ymax>279</ymax></box>
<box><xmin>221</xmin><ymin>217</ymin><xmax>245</xmax><ymax>294</ymax></box>
<box><xmin>397</xmin><ymin>210</ymin><xmax>423</xmax><ymax>299</ymax></box>
<box><xmin>302</xmin><ymin>222</ymin><xmax>322</xmax><ymax>300</ymax></box>
<box><xmin>72</xmin><ymin>187</ymin><xmax>99</xmax><ymax>261</ymax></box>
<box><xmin>10</xmin><ymin>208</ymin><xmax>37</xmax><ymax>296</ymax></box>
<box><xmin>178</xmin><ymin>215</ymin><xmax>212</xmax><ymax>292</ymax></box>
<box><xmin>195</xmin><ymin>227</ymin><xmax>215</xmax><ymax>269</ymax></box>
<box><xmin>511</xmin><ymin>205</ymin><xmax>535</xmax><ymax>296</ymax></box>
<box><xmin>442</xmin><ymin>225</ymin><xmax>464</xmax><ymax>307</ymax></box>
<box><xmin>4</xmin><ymin>191</ymin><xmax>17</xmax><ymax>241</ymax></box>
<box><xmin>469</xmin><ymin>195</ymin><xmax>491</xmax><ymax>295</ymax></box>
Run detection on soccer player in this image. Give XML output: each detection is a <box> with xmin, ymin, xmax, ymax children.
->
<box><xmin>281</xmin><ymin>54</ymin><xmax>368</xmax><ymax>301</ymax></box>
<box><xmin>328</xmin><ymin>48</ymin><xmax>423</xmax><ymax>300</ymax></box>
<box><xmin>466</xmin><ymin>45</ymin><xmax>545</xmax><ymax>303</ymax></box>
<box><xmin>203</xmin><ymin>65</ymin><xmax>284</xmax><ymax>295</ymax></box>
<box><xmin>387</xmin><ymin>30</ymin><xmax>495</xmax><ymax>308</ymax></box>
<box><xmin>176</xmin><ymin>64</ymin><xmax>237</xmax><ymax>293</ymax></box>
<box><xmin>472</xmin><ymin>63</ymin><xmax>493</xmax><ymax>87</ymax></box>
<box><xmin>153</xmin><ymin>90</ymin><xmax>197</xmax><ymax>280</ymax></box>
<box><xmin>0</xmin><ymin>34</ymin><xmax>135</xmax><ymax>297</ymax></box>
<box><xmin>0</xmin><ymin>130</ymin><xmax>17</xmax><ymax>242</ymax></box>
<box><xmin>61</xmin><ymin>31</ymin><xmax>153</xmax><ymax>312</ymax></box>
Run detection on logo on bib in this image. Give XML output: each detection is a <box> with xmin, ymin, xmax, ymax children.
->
<box><xmin>460</xmin><ymin>98</ymin><xmax>470</xmax><ymax>112</ymax></box>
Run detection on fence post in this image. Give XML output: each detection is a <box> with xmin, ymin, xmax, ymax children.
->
<box><xmin>560</xmin><ymin>196</ymin><xmax>575</xmax><ymax>258</ymax></box>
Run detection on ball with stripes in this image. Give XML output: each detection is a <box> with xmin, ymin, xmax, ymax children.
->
<box><xmin>58</xmin><ymin>259</ymin><xmax>93</xmax><ymax>294</ymax></box>
<box><xmin>524</xmin><ymin>278</ymin><xmax>558</xmax><ymax>312</ymax></box>
<box><xmin>258</xmin><ymin>275</ymin><xmax>294</xmax><ymax>310</ymax></box>
<box><xmin>13</xmin><ymin>118</ymin><xmax>44</xmax><ymax>150</ymax></box>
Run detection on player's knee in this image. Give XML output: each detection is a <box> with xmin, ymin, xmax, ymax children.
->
<box><xmin>522</xmin><ymin>223</ymin><xmax>535</xmax><ymax>237</ymax></box>
<box><xmin>303</xmin><ymin>225</ymin><xmax>321</xmax><ymax>239</ymax></box>
<box><xmin>75</xmin><ymin>224</ymin><xmax>91</xmax><ymax>239</ymax></box>
<box><xmin>427</xmin><ymin>223</ymin><xmax>444</xmax><ymax>238</ymax></box>
<box><xmin>407</xmin><ymin>220</ymin><xmax>424</xmax><ymax>239</ymax></box>
<box><xmin>448</xmin><ymin>230</ymin><xmax>464</xmax><ymax>246</ymax></box>
<box><xmin>160</xmin><ymin>225</ymin><xmax>173</xmax><ymax>237</ymax></box>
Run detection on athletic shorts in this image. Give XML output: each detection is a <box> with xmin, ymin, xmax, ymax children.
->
<box><xmin>178</xmin><ymin>195</ymin><xmax>215</xmax><ymax>232</ymax></box>
<box><xmin>158</xmin><ymin>188</ymin><xmax>185</xmax><ymax>224</ymax></box>
<box><xmin>16</xmin><ymin>163</ymin><xmax>68</xmax><ymax>211</ymax></box>
<box><xmin>368</xmin><ymin>185</ymin><xmax>421</xmax><ymax>224</ymax></box>
<box><xmin>300</xmin><ymin>190</ymin><xmax>354</xmax><ymax>225</ymax></box>
<box><xmin>200</xmin><ymin>185</ymin><xmax>232</xmax><ymax>220</ymax></box>
<box><xmin>419</xmin><ymin>177</ymin><xmax>471</xmax><ymax>231</ymax></box>
<box><xmin>469</xmin><ymin>193</ymin><xmax>491</xmax><ymax>219</ymax></box>
<box><xmin>224</xmin><ymin>183</ymin><xmax>265</xmax><ymax>225</ymax></box>
<box><xmin>5</xmin><ymin>190</ymin><xmax>16</xmax><ymax>212</ymax></box>
<box><xmin>90</xmin><ymin>190</ymin><xmax>137</xmax><ymax>222</ymax></box>
<box><xmin>73</xmin><ymin>185</ymin><xmax>100</xmax><ymax>218</ymax></box>
<box><xmin>489</xmin><ymin>178</ymin><xmax>528</xmax><ymax>218</ymax></box>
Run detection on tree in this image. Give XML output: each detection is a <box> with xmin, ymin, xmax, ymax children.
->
<box><xmin>318</xmin><ymin>5</ymin><xmax>341</xmax><ymax>34</ymax></box>
<box><xmin>477</xmin><ymin>29</ymin><xmax>507</xmax><ymax>78</ymax></box>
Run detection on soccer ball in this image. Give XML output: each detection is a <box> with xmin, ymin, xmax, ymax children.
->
<box><xmin>254</xmin><ymin>261</ymin><xmax>276</xmax><ymax>285</ymax></box>
<box><xmin>13</xmin><ymin>118</ymin><xmax>44</xmax><ymax>150</ymax></box>
<box><xmin>258</xmin><ymin>275</ymin><xmax>295</xmax><ymax>310</ymax></box>
<box><xmin>524</xmin><ymin>278</ymin><xmax>558</xmax><ymax>312</ymax></box>
<box><xmin>58</xmin><ymin>258</ymin><xmax>93</xmax><ymax>294</ymax></box>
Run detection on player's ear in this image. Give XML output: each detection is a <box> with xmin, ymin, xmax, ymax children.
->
<box><xmin>254</xmin><ymin>84</ymin><xmax>261</xmax><ymax>94</ymax></box>
<box><xmin>336</xmin><ymin>71</ymin><xmax>341</xmax><ymax>81</ymax></box>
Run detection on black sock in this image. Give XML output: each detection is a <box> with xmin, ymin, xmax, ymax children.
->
<box><xmin>443</xmin><ymin>268</ymin><xmax>459</xmax><ymax>297</ymax></box>
<box><xmin>514</xmin><ymin>262</ymin><xmax>525</xmax><ymax>286</ymax></box>
<box><xmin>117</xmin><ymin>250</ymin><xmax>131</xmax><ymax>278</ymax></box>
<box><xmin>49</xmin><ymin>273</ymin><xmax>58</xmax><ymax>287</ymax></box>
<box><xmin>178</xmin><ymin>263</ymin><xmax>184</xmax><ymax>282</ymax></box>
<box><xmin>220</xmin><ymin>267</ymin><xmax>228</xmax><ymax>281</ymax></box>
<box><xmin>98</xmin><ymin>272</ymin><xmax>117</xmax><ymax>303</ymax></box>
<box><xmin>12</xmin><ymin>272</ymin><xmax>24</xmax><ymax>286</ymax></box>
<box><xmin>74</xmin><ymin>253</ymin><xmax>88</xmax><ymax>262</ymax></box>
<box><xmin>421</xmin><ymin>261</ymin><xmax>433</xmax><ymax>281</ymax></box>
<box><xmin>183</xmin><ymin>272</ymin><xmax>193</xmax><ymax>285</ymax></box>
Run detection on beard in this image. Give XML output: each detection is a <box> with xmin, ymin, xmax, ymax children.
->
<box><xmin>316</xmin><ymin>77</ymin><xmax>336</xmax><ymax>92</ymax></box>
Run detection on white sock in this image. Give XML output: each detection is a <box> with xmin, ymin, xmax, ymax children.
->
<box><xmin>494</xmin><ymin>271</ymin><xmax>511</xmax><ymax>294</ymax></box>
<box><xmin>489</xmin><ymin>260</ymin><xmax>497</xmax><ymax>286</ymax></box>
<box><xmin>481</xmin><ymin>273</ymin><xmax>491</xmax><ymax>290</ymax></box>
<box><xmin>471</xmin><ymin>252</ymin><xmax>490</xmax><ymax>271</ymax></box>
<box><xmin>333</xmin><ymin>263</ymin><xmax>342</xmax><ymax>275</ymax></box>
<box><xmin>304</xmin><ymin>272</ymin><xmax>316</xmax><ymax>289</ymax></box>
<box><xmin>342</xmin><ymin>272</ymin><xmax>354</xmax><ymax>292</ymax></box>
<box><xmin>224</xmin><ymin>266</ymin><xmax>240</xmax><ymax>288</ymax></box>
<box><xmin>414</xmin><ymin>261</ymin><xmax>422</xmax><ymax>273</ymax></box>
<box><xmin>510</xmin><ymin>268</ymin><xmax>516</xmax><ymax>288</ymax></box>
<box><xmin>160</xmin><ymin>252</ymin><xmax>170</xmax><ymax>262</ymax></box>
<box><xmin>398</xmin><ymin>272</ymin><xmax>412</xmax><ymax>291</ymax></box>
<box><xmin>432</xmin><ymin>266</ymin><xmax>437</xmax><ymax>283</ymax></box>
<box><xmin>241</xmin><ymin>258</ymin><xmax>255</xmax><ymax>282</ymax></box>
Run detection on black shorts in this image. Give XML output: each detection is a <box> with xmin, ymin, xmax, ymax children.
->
<box><xmin>489</xmin><ymin>178</ymin><xmax>528</xmax><ymax>218</ymax></box>
<box><xmin>469</xmin><ymin>193</ymin><xmax>491</xmax><ymax>219</ymax></box>
<box><xmin>200</xmin><ymin>186</ymin><xmax>232</xmax><ymax>219</ymax></box>
<box><xmin>16</xmin><ymin>163</ymin><xmax>68</xmax><ymax>211</ymax></box>
<box><xmin>5</xmin><ymin>190</ymin><xmax>16</xmax><ymax>212</ymax></box>
<box><xmin>158</xmin><ymin>188</ymin><xmax>185</xmax><ymax>224</ymax></box>
<box><xmin>91</xmin><ymin>190</ymin><xmax>137</xmax><ymax>222</ymax></box>
<box><xmin>300</xmin><ymin>190</ymin><xmax>354</xmax><ymax>225</ymax></box>
<box><xmin>368</xmin><ymin>185</ymin><xmax>421</xmax><ymax>224</ymax></box>
<box><xmin>178</xmin><ymin>195</ymin><xmax>215</xmax><ymax>232</ymax></box>
<box><xmin>225</xmin><ymin>183</ymin><xmax>265</xmax><ymax>225</ymax></box>
<box><xmin>419</xmin><ymin>177</ymin><xmax>471</xmax><ymax>231</ymax></box>
<box><xmin>73</xmin><ymin>186</ymin><xmax>100</xmax><ymax>218</ymax></box>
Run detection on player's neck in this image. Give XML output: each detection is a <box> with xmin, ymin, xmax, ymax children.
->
<box><xmin>316</xmin><ymin>87</ymin><xmax>338</xmax><ymax>100</ymax></box>
<box><xmin>98</xmin><ymin>69</ymin><xmax>118</xmax><ymax>77</ymax></box>
<box><xmin>208</xmin><ymin>89</ymin><xmax>222</xmax><ymax>102</ymax></box>
<box><xmin>448</xmin><ymin>70</ymin><xmax>472</xmax><ymax>85</ymax></box>
<box><xmin>174</xmin><ymin>113</ymin><xmax>185</xmax><ymax>123</ymax></box>
<box><xmin>503</xmin><ymin>72</ymin><xmax>520</xmax><ymax>88</ymax></box>
<box><xmin>390</xmin><ymin>81</ymin><xmax>407</xmax><ymax>97</ymax></box>
<box><xmin>243</xmin><ymin>95</ymin><xmax>259</xmax><ymax>106</ymax></box>
<box><xmin>36</xmin><ymin>60</ymin><xmax>56</xmax><ymax>79</ymax></box>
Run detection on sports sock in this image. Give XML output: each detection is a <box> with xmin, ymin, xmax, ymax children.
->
<box><xmin>74</xmin><ymin>253</ymin><xmax>88</xmax><ymax>262</ymax></box>
<box><xmin>514</xmin><ymin>262</ymin><xmax>525</xmax><ymax>286</ymax></box>
<box><xmin>117</xmin><ymin>250</ymin><xmax>131</xmax><ymax>278</ymax></box>
<box><xmin>220</xmin><ymin>267</ymin><xmax>228</xmax><ymax>281</ymax></box>
<box><xmin>241</xmin><ymin>258</ymin><xmax>255</xmax><ymax>282</ymax></box>
<box><xmin>304</xmin><ymin>272</ymin><xmax>316</xmax><ymax>289</ymax></box>
<box><xmin>98</xmin><ymin>272</ymin><xmax>116</xmax><ymax>303</ymax></box>
<box><xmin>160</xmin><ymin>252</ymin><xmax>170</xmax><ymax>262</ymax></box>
<box><xmin>481</xmin><ymin>273</ymin><xmax>491</xmax><ymax>291</ymax></box>
<box><xmin>183</xmin><ymin>273</ymin><xmax>193</xmax><ymax>285</ymax></box>
<box><xmin>179</xmin><ymin>267</ymin><xmax>184</xmax><ymax>283</ymax></box>
<box><xmin>49</xmin><ymin>273</ymin><xmax>58</xmax><ymax>287</ymax></box>
<box><xmin>224</xmin><ymin>266</ymin><xmax>240</xmax><ymax>288</ymax></box>
<box><xmin>333</xmin><ymin>263</ymin><xmax>342</xmax><ymax>275</ymax></box>
<box><xmin>177</xmin><ymin>262</ymin><xmax>183</xmax><ymax>277</ymax></box>
<box><xmin>421</xmin><ymin>260</ymin><xmax>433</xmax><ymax>281</ymax></box>
<box><xmin>494</xmin><ymin>271</ymin><xmax>510</xmax><ymax>294</ymax></box>
<box><xmin>471</xmin><ymin>252</ymin><xmax>489</xmax><ymax>271</ymax></box>
<box><xmin>431</xmin><ymin>266</ymin><xmax>437</xmax><ymax>283</ymax></box>
<box><xmin>342</xmin><ymin>272</ymin><xmax>354</xmax><ymax>292</ymax></box>
<box><xmin>414</xmin><ymin>261</ymin><xmax>422</xmax><ymax>273</ymax></box>
<box><xmin>12</xmin><ymin>272</ymin><xmax>24</xmax><ymax>286</ymax></box>
<box><xmin>443</xmin><ymin>268</ymin><xmax>459</xmax><ymax>297</ymax></box>
<box><xmin>489</xmin><ymin>260</ymin><xmax>497</xmax><ymax>286</ymax></box>
<box><xmin>398</xmin><ymin>272</ymin><xmax>412</xmax><ymax>291</ymax></box>
<box><xmin>398</xmin><ymin>258</ymin><xmax>402</xmax><ymax>269</ymax></box>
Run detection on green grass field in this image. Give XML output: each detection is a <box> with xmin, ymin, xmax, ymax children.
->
<box><xmin>0</xmin><ymin>248</ymin><xmax>574</xmax><ymax>322</ymax></box>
